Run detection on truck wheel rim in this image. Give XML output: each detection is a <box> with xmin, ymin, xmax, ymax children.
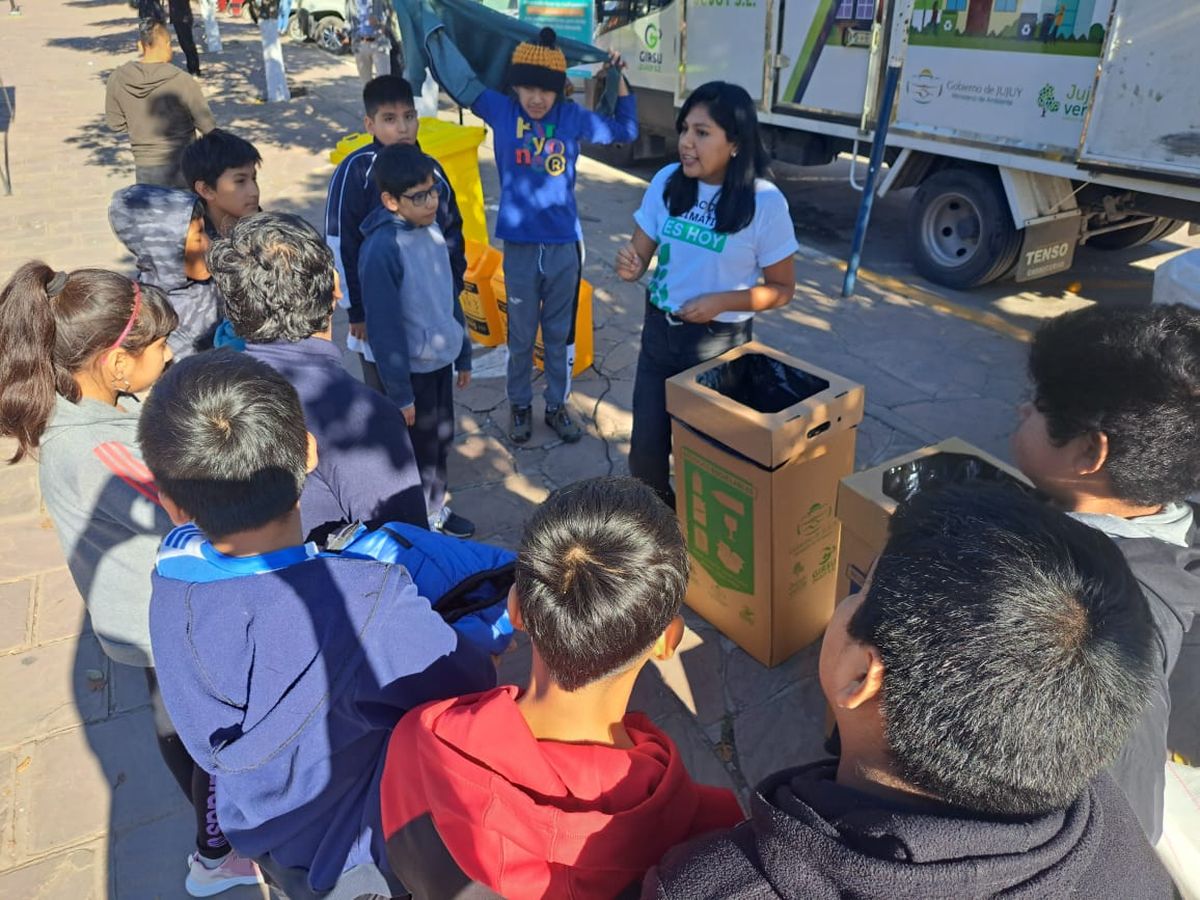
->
<box><xmin>921</xmin><ymin>191</ymin><xmax>982</xmax><ymax>269</ymax></box>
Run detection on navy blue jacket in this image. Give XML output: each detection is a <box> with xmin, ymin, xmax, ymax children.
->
<box><xmin>244</xmin><ymin>337</ymin><xmax>427</xmax><ymax>542</ymax></box>
<box><xmin>324</xmin><ymin>138</ymin><xmax>466</xmax><ymax>325</ymax></box>
<box><xmin>149</xmin><ymin>551</ymin><xmax>497</xmax><ymax>894</ymax></box>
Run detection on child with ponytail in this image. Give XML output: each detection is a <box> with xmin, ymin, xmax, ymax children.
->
<box><xmin>0</xmin><ymin>262</ymin><xmax>263</xmax><ymax>897</ymax></box>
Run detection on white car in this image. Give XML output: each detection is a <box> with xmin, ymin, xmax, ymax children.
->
<box><xmin>290</xmin><ymin>0</ymin><xmax>350</xmax><ymax>54</ymax></box>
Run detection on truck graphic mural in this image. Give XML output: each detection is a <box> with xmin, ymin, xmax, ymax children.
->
<box><xmin>910</xmin><ymin>0</ymin><xmax>1107</xmax><ymax>54</ymax></box>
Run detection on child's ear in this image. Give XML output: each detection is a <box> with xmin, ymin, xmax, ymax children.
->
<box><xmin>1075</xmin><ymin>431</ymin><xmax>1109</xmax><ymax>476</ymax></box>
<box><xmin>830</xmin><ymin>641</ymin><xmax>885</xmax><ymax>712</ymax></box>
<box><xmin>650</xmin><ymin>614</ymin><xmax>686</xmax><ymax>662</ymax></box>
<box><xmin>157</xmin><ymin>490</ymin><xmax>192</xmax><ymax>527</ymax></box>
<box><xmin>194</xmin><ymin>180</ymin><xmax>217</xmax><ymax>203</ymax></box>
<box><xmin>506</xmin><ymin>584</ymin><xmax>525</xmax><ymax>632</ymax></box>
<box><xmin>380</xmin><ymin>191</ymin><xmax>401</xmax><ymax>213</ymax></box>
<box><xmin>305</xmin><ymin>432</ymin><xmax>319</xmax><ymax>474</ymax></box>
<box><xmin>363</xmin><ymin>115</ymin><xmax>375</xmax><ymax>135</ymax></box>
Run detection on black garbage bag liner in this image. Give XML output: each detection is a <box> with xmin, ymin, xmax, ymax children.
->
<box><xmin>881</xmin><ymin>451</ymin><xmax>1034</xmax><ymax>504</ymax></box>
<box><xmin>696</xmin><ymin>353</ymin><xmax>829</xmax><ymax>415</ymax></box>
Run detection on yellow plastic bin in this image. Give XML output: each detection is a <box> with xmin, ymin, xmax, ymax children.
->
<box><xmin>329</xmin><ymin>119</ymin><xmax>490</xmax><ymax>248</ymax></box>
<box><xmin>460</xmin><ymin>241</ymin><xmax>506</xmax><ymax>347</ymax></box>
<box><xmin>491</xmin><ymin>265</ymin><xmax>594</xmax><ymax>377</ymax></box>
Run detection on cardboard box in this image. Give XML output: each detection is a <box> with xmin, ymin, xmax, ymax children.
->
<box><xmin>835</xmin><ymin>437</ymin><xmax>1033</xmax><ymax>599</ymax></box>
<box><xmin>667</xmin><ymin>342</ymin><xmax>865</xmax><ymax>667</ymax></box>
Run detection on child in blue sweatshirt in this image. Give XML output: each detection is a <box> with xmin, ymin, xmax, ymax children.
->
<box><xmin>359</xmin><ymin>143</ymin><xmax>476</xmax><ymax>540</ymax></box>
<box><xmin>139</xmin><ymin>349</ymin><xmax>503</xmax><ymax>900</ymax></box>
<box><xmin>469</xmin><ymin>27</ymin><xmax>637</xmax><ymax>445</ymax></box>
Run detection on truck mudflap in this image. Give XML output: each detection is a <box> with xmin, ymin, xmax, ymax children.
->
<box><xmin>1014</xmin><ymin>213</ymin><xmax>1080</xmax><ymax>283</ymax></box>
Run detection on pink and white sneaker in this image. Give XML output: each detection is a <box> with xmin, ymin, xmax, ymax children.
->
<box><xmin>185</xmin><ymin>850</ymin><xmax>264</xmax><ymax>897</ymax></box>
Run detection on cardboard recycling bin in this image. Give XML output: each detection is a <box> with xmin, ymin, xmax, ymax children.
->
<box><xmin>491</xmin><ymin>264</ymin><xmax>594</xmax><ymax>376</ymax></box>
<box><xmin>667</xmin><ymin>342</ymin><xmax>865</xmax><ymax>666</ymax></box>
<box><xmin>835</xmin><ymin>438</ymin><xmax>1034</xmax><ymax>600</ymax></box>
<box><xmin>460</xmin><ymin>241</ymin><xmax>506</xmax><ymax>347</ymax></box>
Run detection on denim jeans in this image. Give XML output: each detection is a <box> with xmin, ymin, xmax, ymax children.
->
<box><xmin>628</xmin><ymin>299</ymin><xmax>752</xmax><ymax>507</ymax></box>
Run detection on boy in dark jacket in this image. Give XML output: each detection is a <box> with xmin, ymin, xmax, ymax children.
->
<box><xmin>359</xmin><ymin>143</ymin><xmax>475</xmax><ymax>539</ymax></box>
<box><xmin>381</xmin><ymin>476</ymin><xmax>744</xmax><ymax>899</ymax></box>
<box><xmin>105</xmin><ymin>18</ymin><xmax>214</xmax><ymax>186</ymax></box>
<box><xmin>645</xmin><ymin>486</ymin><xmax>1174</xmax><ymax>899</ymax></box>
<box><xmin>1011</xmin><ymin>303</ymin><xmax>1200</xmax><ymax>843</ymax></box>
<box><xmin>139</xmin><ymin>350</ymin><xmax>497</xmax><ymax>900</ymax></box>
<box><xmin>324</xmin><ymin>75</ymin><xmax>467</xmax><ymax>396</ymax></box>
<box><xmin>109</xmin><ymin>183</ymin><xmax>222</xmax><ymax>359</ymax></box>
<box><xmin>207</xmin><ymin>211</ymin><xmax>428</xmax><ymax>541</ymax></box>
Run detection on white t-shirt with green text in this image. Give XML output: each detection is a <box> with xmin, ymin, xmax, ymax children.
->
<box><xmin>633</xmin><ymin>163</ymin><xmax>799</xmax><ymax>323</ymax></box>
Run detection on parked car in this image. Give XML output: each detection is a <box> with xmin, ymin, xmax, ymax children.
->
<box><xmin>290</xmin><ymin>0</ymin><xmax>349</xmax><ymax>54</ymax></box>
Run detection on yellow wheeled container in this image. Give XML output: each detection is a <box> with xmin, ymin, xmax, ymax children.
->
<box><xmin>491</xmin><ymin>264</ymin><xmax>594</xmax><ymax>377</ymax></box>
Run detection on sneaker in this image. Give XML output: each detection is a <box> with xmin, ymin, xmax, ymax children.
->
<box><xmin>430</xmin><ymin>507</ymin><xmax>476</xmax><ymax>539</ymax></box>
<box><xmin>545</xmin><ymin>406</ymin><xmax>583</xmax><ymax>443</ymax></box>
<box><xmin>185</xmin><ymin>851</ymin><xmax>263</xmax><ymax>898</ymax></box>
<box><xmin>509</xmin><ymin>405</ymin><xmax>532</xmax><ymax>444</ymax></box>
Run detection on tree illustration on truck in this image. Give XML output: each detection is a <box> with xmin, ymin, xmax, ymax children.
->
<box><xmin>1037</xmin><ymin>82</ymin><xmax>1060</xmax><ymax>116</ymax></box>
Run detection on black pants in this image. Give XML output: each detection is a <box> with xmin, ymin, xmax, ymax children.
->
<box><xmin>410</xmin><ymin>365</ymin><xmax>454</xmax><ymax>517</ymax></box>
<box><xmin>169</xmin><ymin>0</ymin><xmax>201</xmax><ymax>75</ymax></box>
<box><xmin>628</xmin><ymin>300</ymin><xmax>752</xmax><ymax>508</ymax></box>
<box><xmin>147</xmin><ymin>668</ymin><xmax>230</xmax><ymax>859</ymax></box>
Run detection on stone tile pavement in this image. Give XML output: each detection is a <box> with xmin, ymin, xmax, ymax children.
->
<box><xmin>1</xmin><ymin>3</ymin><xmax>1030</xmax><ymax>896</ymax></box>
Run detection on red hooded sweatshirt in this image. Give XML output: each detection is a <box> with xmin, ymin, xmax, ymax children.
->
<box><xmin>380</xmin><ymin>685</ymin><xmax>744</xmax><ymax>899</ymax></box>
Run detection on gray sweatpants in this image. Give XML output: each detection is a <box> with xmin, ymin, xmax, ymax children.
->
<box><xmin>503</xmin><ymin>241</ymin><xmax>581</xmax><ymax>408</ymax></box>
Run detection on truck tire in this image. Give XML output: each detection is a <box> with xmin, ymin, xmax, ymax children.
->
<box><xmin>314</xmin><ymin>16</ymin><xmax>348</xmax><ymax>54</ymax></box>
<box><xmin>1088</xmin><ymin>216</ymin><xmax>1184</xmax><ymax>250</ymax></box>
<box><xmin>908</xmin><ymin>167</ymin><xmax>1021</xmax><ymax>289</ymax></box>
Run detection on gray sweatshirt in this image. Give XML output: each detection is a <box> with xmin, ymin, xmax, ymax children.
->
<box><xmin>39</xmin><ymin>395</ymin><xmax>173</xmax><ymax>667</ymax></box>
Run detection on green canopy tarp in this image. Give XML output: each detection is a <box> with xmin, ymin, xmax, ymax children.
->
<box><xmin>391</xmin><ymin>0</ymin><xmax>620</xmax><ymax>114</ymax></box>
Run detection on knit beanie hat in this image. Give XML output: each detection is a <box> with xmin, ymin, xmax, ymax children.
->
<box><xmin>508</xmin><ymin>27</ymin><xmax>567</xmax><ymax>94</ymax></box>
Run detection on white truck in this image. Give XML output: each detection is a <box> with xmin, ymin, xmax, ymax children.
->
<box><xmin>593</xmin><ymin>0</ymin><xmax>1200</xmax><ymax>288</ymax></box>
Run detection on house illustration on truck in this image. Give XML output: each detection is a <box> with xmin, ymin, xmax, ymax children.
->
<box><xmin>911</xmin><ymin>0</ymin><xmax>1108</xmax><ymax>45</ymax></box>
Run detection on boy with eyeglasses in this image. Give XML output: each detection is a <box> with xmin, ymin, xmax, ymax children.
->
<box><xmin>359</xmin><ymin>143</ymin><xmax>475</xmax><ymax>540</ymax></box>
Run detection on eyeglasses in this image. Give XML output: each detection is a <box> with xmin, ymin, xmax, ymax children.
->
<box><xmin>401</xmin><ymin>183</ymin><xmax>443</xmax><ymax>207</ymax></box>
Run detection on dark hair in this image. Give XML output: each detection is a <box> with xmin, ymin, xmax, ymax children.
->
<box><xmin>181</xmin><ymin>129</ymin><xmax>262</xmax><ymax>192</ymax></box>
<box><xmin>363</xmin><ymin>75</ymin><xmax>416</xmax><ymax>118</ymax></box>
<box><xmin>374</xmin><ymin>143</ymin><xmax>436</xmax><ymax>200</ymax></box>
<box><xmin>138</xmin><ymin>349</ymin><xmax>309</xmax><ymax>539</ymax></box>
<box><xmin>1029</xmin><ymin>304</ymin><xmax>1200</xmax><ymax>506</ymax></box>
<box><xmin>665</xmin><ymin>81</ymin><xmax>770</xmax><ymax>234</ymax></box>
<box><xmin>0</xmin><ymin>261</ymin><xmax>177</xmax><ymax>463</ymax></box>
<box><xmin>138</xmin><ymin>16</ymin><xmax>168</xmax><ymax>44</ymax></box>
<box><xmin>515</xmin><ymin>476</ymin><xmax>688</xmax><ymax>691</ymax></box>
<box><xmin>848</xmin><ymin>484</ymin><xmax>1154</xmax><ymax>816</ymax></box>
<box><xmin>208</xmin><ymin>213</ymin><xmax>335</xmax><ymax>344</ymax></box>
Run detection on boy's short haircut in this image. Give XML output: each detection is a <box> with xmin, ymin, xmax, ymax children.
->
<box><xmin>515</xmin><ymin>476</ymin><xmax>687</xmax><ymax>691</ymax></box>
<box><xmin>208</xmin><ymin>212</ymin><xmax>336</xmax><ymax>344</ymax></box>
<box><xmin>374</xmin><ymin>144</ymin><xmax>436</xmax><ymax>200</ymax></box>
<box><xmin>138</xmin><ymin>16</ymin><xmax>168</xmax><ymax>44</ymax></box>
<box><xmin>362</xmin><ymin>75</ymin><xmax>416</xmax><ymax>119</ymax></box>
<box><xmin>181</xmin><ymin>129</ymin><xmax>263</xmax><ymax>191</ymax></box>
<box><xmin>1029</xmin><ymin>303</ymin><xmax>1200</xmax><ymax>507</ymax></box>
<box><xmin>848</xmin><ymin>484</ymin><xmax>1154</xmax><ymax>817</ymax></box>
<box><xmin>138</xmin><ymin>348</ymin><xmax>310</xmax><ymax>539</ymax></box>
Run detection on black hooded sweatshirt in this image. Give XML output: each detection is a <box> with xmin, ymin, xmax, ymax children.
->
<box><xmin>104</xmin><ymin>61</ymin><xmax>214</xmax><ymax>170</ymax></box>
<box><xmin>642</xmin><ymin>762</ymin><xmax>1176</xmax><ymax>899</ymax></box>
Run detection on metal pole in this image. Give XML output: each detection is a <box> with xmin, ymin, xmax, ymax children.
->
<box><xmin>841</xmin><ymin>0</ymin><xmax>915</xmax><ymax>298</ymax></box>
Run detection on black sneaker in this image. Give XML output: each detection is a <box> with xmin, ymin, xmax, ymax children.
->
<box><xmin>430</xmin><ymin>507</ymin><xmax>475</xmax><ymax>539</ymax></box>
<box><xmin>509</xmin><ymin>405</ymin><xmax>532</xmax><ymax>444</ymax></box>
<box><xmin>545</xmin><ymin>406</ymin><xmax>582</xmax><ymax>443</ymax></box>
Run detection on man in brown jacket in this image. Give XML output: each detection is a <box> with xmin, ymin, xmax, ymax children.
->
<box><xmin>105</xmin><ymin>19</ymin><xmax>215</xmax><ymax>187</ymax></box>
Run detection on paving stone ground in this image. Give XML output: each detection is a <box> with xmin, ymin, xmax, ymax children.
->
<box><xmin>1</xmin><ymin>4</ymin><xmax>1030</xmax><ymax>896</ymax></box>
